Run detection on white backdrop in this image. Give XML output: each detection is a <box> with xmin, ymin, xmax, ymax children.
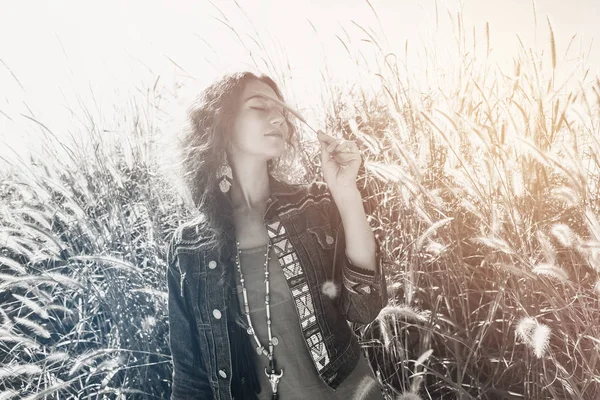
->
<box><xmin>1</xmin><ymin>0</ymin><xmax>598</xmax><ymax>163</ymax></box>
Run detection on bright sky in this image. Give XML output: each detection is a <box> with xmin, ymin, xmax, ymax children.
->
<box><xmin>1</xmin><ymin>0</ymin><xmax>598</xmax><ymax>164</ymax></box>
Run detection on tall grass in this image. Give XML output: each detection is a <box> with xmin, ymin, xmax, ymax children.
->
<box><xmin>0</xmin><ymin>96</ymin><xmax>188</xmax><ymax>397</ymax></box>
<box><xmin>1</xmin><ymin>3</ymin><xmax>599</xmax><ymax>399</ymax></box>
<box><xmin>334</xmin><ymin>7</ymin><xmax>600</xmax><ymax>400</ymax></box>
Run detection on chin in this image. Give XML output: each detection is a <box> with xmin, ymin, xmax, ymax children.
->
<box><xmin>266</xmin><ymin>150</ymin><xmax>284</xmax><ymax>162</ymax></box>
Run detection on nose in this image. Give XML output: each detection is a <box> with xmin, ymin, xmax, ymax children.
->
<box><xmin>269</xmin><ymin>109</ymin><xmax>286</xmax><ymax>127</ymax></box>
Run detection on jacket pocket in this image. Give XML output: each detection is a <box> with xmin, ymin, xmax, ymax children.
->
<box><xmin>307</xmin><ymin>224</ymin><xmax>336</xmax><ymax>251</ymax></box>
<box><xmin>175</xmin><ymin>250</ymin><xmax>209</xmax><ymax>325</ymax></box>
<box><xmin>305</xmin><ymin>224</ymin><xmax>341</xmax><ymax>331</ymax></box>
<box><xmin>306</xmin><ymin>224</ymin><xmax>338</xmax><ymax>282</ymax></box>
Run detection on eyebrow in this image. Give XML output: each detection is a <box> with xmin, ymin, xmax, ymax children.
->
<box><xmin>243</xmin><ymin>94</ymin><xmax>268</xmax><ymax>103</ymax></box>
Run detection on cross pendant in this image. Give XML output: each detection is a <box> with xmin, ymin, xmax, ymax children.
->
<box><xmin>264</xmin><ymin>367</ymin><xmax>284</xmax><ymax>394</ymax></box>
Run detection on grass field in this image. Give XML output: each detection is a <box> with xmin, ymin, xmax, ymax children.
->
<box><xmin>1</xmin><ymin>5</ymin><xmax>599</xmax><ymax>400</ymax></box>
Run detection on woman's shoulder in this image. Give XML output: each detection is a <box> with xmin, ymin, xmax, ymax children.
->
<box><xmin>277</xmin><ymin>179</ymin><xmax>332</xmax><ymax>205</ymax></box>
<box><xmin>170</xmin><ymin>214</ymin><xmax>211</xmax><ymax>249</ymax></box>
<box><xmin>270</xmin><ymin>173</ymin><xmax>330</xmax><ymax>201</ymax></box>
<box><xmin>275</xmin><ymin>180</ymin><xmax>333</xmax><ymax>219</ymax></box>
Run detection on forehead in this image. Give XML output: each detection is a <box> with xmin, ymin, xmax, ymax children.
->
<box><xmin>240</xmin><ymin>79</ymin><xmax>279</xmax><ymax>102</ymax></box>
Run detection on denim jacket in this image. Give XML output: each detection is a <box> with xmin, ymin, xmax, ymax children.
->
<box><xmin>166</xmin><ymin>173</ymin><xmax>387</xmax><ymax>399</ymax></box>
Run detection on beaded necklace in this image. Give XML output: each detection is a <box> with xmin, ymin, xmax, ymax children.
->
<box><xmin>235</xmin><ymin>238</ymin><xmax>283</xmax><ymax>399</ymax></box>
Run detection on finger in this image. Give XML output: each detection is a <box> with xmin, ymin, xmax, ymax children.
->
<box><xmin>327</xmin><ymin>139</ymin><xmax>343</xmax><ymax>153</ymax></box>
<box><xmin>333</xmin><ymin>150</ymin><xmax>361</xmax><ymax>164</ymax></box>
<box><xmin>317</xmin><ymin>130</ymin><xmax>337</xmax><ymax>146</ymax></box>
<box><xmin>342</xmin><ymin>142</ymin><xmax>358</xmax><ymax>153</ymax></box>
<box><xmin>331</xmin><ymin>140</ymin><xmax>352</xmax><ymax>153</ymax></box>
<box><xmin>331</xmin><ymin>140</ymin><xmax>356</xmax><ymax>154</ymax></box>
<box><xmin>345</xmin><ymin>141</ymin><xmax>358</xmax><ymax>149</ymax></box>
<box><xmin>333</xmin><ymin>156</ymin><xmax>360</xmax><ymax>168</ymax></box>
<box><xmin>346</xmin><ymin>141</ymin><xmax>358</xmax><ymax>151</ymax></box>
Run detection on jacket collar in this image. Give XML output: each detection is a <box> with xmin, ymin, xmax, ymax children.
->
<box><xmin>268</xmin><ymin>171</ymin><xmax>304</xmax><ymax>198</ymax></box>
<box><xmin>264</xmin><ymin>171</ymin><xmax>305</xmax><ymax>221</ymax></box>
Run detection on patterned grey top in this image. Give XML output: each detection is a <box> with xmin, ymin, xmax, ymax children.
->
<box><xmin>234</xmin><ymin>244</ymin><xmax>384</xmax><ymax>400</ymax></box>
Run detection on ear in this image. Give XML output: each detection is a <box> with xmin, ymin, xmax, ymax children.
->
<box><xmin>223</xmin><ymin>144</ymin><xmax>233</xmax><ymax>162</ymax></box>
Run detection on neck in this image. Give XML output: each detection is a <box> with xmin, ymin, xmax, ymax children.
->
<box><xmin>229</xmin><ymin>155</ymin><xmax>271</xmax><ymax>211</ymax></box>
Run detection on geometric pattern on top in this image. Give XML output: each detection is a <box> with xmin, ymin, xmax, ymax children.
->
<box><xmin>266</xmin><ymin>220</ymin><xmax>331</xmax><ymax>372</ymax></box>
<box><xmin>343</xmin><ymin>272</ymin><xmax>373</xmax><ymax>295</ymax></box>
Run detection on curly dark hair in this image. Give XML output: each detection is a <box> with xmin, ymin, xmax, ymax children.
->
<box><xmin>163</xmin><ymin>71</ymin><xmax>303</xmax><ymax>398</ymax></box>
<box><xmin>173</xmin><ymin>71</ymin><xmax>300</xmax><ymax>272</ymax></box>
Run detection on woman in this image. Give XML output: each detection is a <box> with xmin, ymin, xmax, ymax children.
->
<box><xmin>166</xmin><ymin>71</ymin><xmax>387</xmax><ymax>400</ymax></box>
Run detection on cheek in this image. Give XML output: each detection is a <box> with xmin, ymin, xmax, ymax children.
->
<box><xmin>231</xmin><ymin>115</ymin><xmax>263</xmax><ymax>144</ymax></box>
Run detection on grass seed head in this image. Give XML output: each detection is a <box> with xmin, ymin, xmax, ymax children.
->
<box><xmin>352</xmin><ymin>375</ymin><xmax>380</xmax><ymax>400</ymax></box>
<box><xmin>550</xmin><ymin>223</ymin><xmax>577</xmax><ymax>247</ymax></box>
<box><xmin>550</xmin><ymin>187</ymin><xmax>580</xmax><ymax>208</ymax></box>
<box><xmin>515</xmin><ymin>316</ymin><xmax>537</xmax><ymax>344</ymax></box>
<box><xmin>532</xmin><ymin>323</ymin><xmax>551</xmax><ymax>358</ymax></box>
<box><xmin>396</xmin><ymin>393</ymin><xmax>423</xmax><ymax>400</ymax></box>
<box><xmin>594</xmin><ymin>279</ymin><xmax>600</xmax><ymax>295</ymax></box>
<box><xmin>532</xmin><ymin>263</ymin><xmax>569</xmax><ymax>283</ymax></box>
<box><xmin>536</xmin><ymin>231</ymin><xmax>557</xmax><ymax>265</ymax></box>
<box><xmin>0</xmin><ymin>363</ymin><xmax>42</xmax><ymax>380</ymax></box>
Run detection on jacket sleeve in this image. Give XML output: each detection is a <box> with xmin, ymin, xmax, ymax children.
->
<box><xmin>328</xmin><ymin>168</ymin><xmax>388</xmax><ymax>325</ymax></box>
<box><xmin>166</xmin><ymin>233</ymin><xmax>214</xmax><ymax>399</ymax></box>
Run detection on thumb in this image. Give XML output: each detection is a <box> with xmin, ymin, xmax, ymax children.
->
<box><xmin>317</xmin><ymin>130</ymin><xmax>336</xmax><ymax>149</ymax></box>
<box><xmin>317</xmin><ymin>131</ymin><xmax>332</xmax><ymax>164</ymax></box>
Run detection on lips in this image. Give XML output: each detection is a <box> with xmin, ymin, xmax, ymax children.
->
<box><xmin>265</xmin><ymin>131</ymin><xmax>284</xmax><ymax>139</ymax></box>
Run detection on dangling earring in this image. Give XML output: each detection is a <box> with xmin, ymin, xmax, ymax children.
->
<box><xmin>217</xmin><ymin>152</ymin><xmax>233</xmax><ymax>193</ymax></box>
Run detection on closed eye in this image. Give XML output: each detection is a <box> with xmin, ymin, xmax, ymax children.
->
<box><xmin>250</xmin><ymin>105</ymin><xmax>285</xmax><ymax>115</ymax></box>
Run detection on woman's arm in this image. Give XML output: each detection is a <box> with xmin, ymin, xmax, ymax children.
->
<box><xmin>166</xmin><ymin>236</ymin><xmax>214</xmax><ymax>399</ymax></box>
<box><xmin>331</xmin><ymin>187</ymin><xmax>376</xmax><ymax>271</ymax></box>
<box><xmin>328</xmin><ymin>176</ymin><xmax>388</xmax><ymax>325</ymax></box>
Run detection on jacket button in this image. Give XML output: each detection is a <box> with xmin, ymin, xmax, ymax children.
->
<box><xmin>213</xmin><ymin>309</ymin><xmax>222</xmax><ymax>319</ymax></box>
<box><xmin>325</xmin><ymin>235</ymin><xmax>334</xmax><ymax>245</ymax></box>
<box><xmin>208</xmin><ymin>260</ymin><xmax>217</xmax><ymax>269</ymax></box>
<box><xmin>218</xmin><ymin>369</ymin><xmax>227</xmax><ymax>378</ymax></box>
